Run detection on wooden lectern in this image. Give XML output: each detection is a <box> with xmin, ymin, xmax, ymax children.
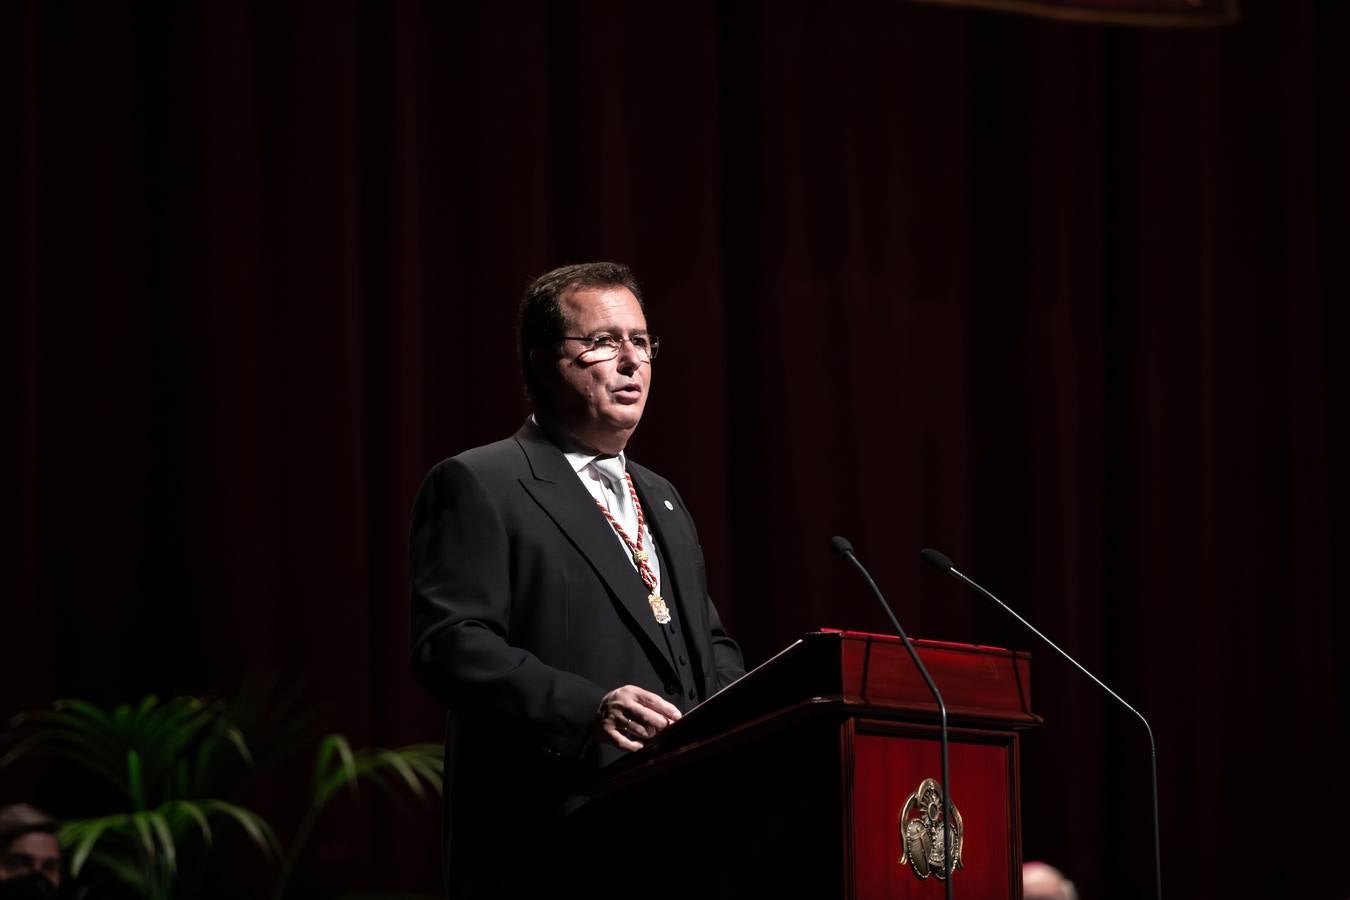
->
<box><xmin>565</xmin><ymin>630</ymin><xmax>1039</xmax><ymax>899</ymax></box>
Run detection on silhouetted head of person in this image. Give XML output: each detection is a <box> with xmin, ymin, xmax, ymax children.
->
<box><xmin>0</xmin><ymin>805</ymin><xmax>60</xmax><ymax>897</ymax></box>
<box><xmin>1023</xmin><ymin>860</ymin><xmax>1078</xmax><ymax>900</ymax></box>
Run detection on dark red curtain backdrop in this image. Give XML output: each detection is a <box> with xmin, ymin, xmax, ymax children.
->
<box><xmin>3</xmin><ymin>1</ymin><xmax>1346</xmax><ymax>898</ymax></box>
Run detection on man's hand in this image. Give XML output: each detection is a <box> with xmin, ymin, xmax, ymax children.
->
<box><xmin>595</xmin><ymin>685</ymin><xmax>682</xmax><ymax>752</ymax></box>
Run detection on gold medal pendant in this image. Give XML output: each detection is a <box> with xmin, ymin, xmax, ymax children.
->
<box><xmin>647</xmin><ymin>592</ymin><xmax>671</xmax><ymax>625</ymax></box>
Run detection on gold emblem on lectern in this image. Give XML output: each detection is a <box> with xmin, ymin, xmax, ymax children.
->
<box><xmin>898</xmin><ymin>777</ymin><xmax>965</xmax><ymax>880</ymax></box>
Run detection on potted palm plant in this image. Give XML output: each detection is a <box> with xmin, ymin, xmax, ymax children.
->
<box><xmin>1</xmin><ymin>681</ymin><xmax>441</xmax><ymax>900</ymax></box>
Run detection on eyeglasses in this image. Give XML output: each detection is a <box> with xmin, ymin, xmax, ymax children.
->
<box><xmin>560</xmin><ymin>333</ymin><xmax>660</xmax><ymax>362</ymax></box>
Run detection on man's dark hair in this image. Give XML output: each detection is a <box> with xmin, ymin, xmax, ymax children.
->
<box><xmin>0</xmin><ymin>805</ymin><xmax>58</xmax><ymax>852</ymax></box>
<box><xmin>516</xmin><ymin>261</ymin><xmax>644</xmax><ymax>403</ymax></box>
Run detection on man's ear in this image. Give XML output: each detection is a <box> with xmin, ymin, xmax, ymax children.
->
<box><xmin>528</xmin><ymin>346</ymin><xmax>552</xmax><ymax>379</ymax></box>
<box><xmin>528</xmin><ymin>346</ymin><xmax>556</xmax><ymax>404</ymax></box>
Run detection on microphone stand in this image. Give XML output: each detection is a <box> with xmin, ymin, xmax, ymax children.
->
<box><xmin>922</xmin><ymin>548</ymin><xmax>1162</xmax><ymax>900</ymax></box>
<box><xmin>834</xmin><ymin>537</ymin><xmax>956</xmax><ymax>900</ymax></box>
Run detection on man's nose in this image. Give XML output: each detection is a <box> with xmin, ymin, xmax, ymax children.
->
<box><xmin>615</xmin><ymin>340</ymin><xmax>643</xmax><ymax>369</ymax></box>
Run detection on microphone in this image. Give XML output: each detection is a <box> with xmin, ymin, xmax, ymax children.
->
<box><xmin>920</xmin><ymin>548</ymin><xmax>1163</xmax><ymax>900</ymax></box>
<box><xmin>832</xmin><ymin>537</ymin><xmax>956</xmax><ymax>899</ymax></box>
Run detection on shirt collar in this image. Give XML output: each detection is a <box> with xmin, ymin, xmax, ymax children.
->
<box><xmin>529</xmin><ymin>415</ymin><xmax>626</xmax><ymax>476</ymax></box>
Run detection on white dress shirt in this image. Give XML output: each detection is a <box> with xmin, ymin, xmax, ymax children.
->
<box><xmin>559</xmin><ymin>446</ymin><xmax>662</xmax><ymax>596</ymax></box>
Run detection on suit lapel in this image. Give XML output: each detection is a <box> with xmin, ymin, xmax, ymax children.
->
<box><xmin>514</xmin><ymin>425</ymin><xmax>677</xmax><ymax>673</ymax></box>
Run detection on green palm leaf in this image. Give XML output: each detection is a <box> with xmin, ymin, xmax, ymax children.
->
<box><xmin>315</xmin><ymin>742</ymin><xmax>443</xmax><ymax>808</ymax></box>
<box><xmin>145</xmin><ymin>810</ymin><xmax>177</xmax><ymax>871</ymax></box>
<box><xmin>223</xmin><ymin>725</ymin><xmax>256</xmax><ymax>766</ymax></box>
<box><xmin>167</xmin><ymin>800</ymin><xmax>214</xmax><ymax>846</ymax></box>
<box><xmin>85</xmin><ymin>849</ymin><xmax>150</xmax><ymax>892</ymax></box>
<box><xmin>0</xmin><ymin>729</ymin><xmax>126</xmax><ymax>786</ymax></box>
<box><xmin>198</xmin><ymin>800</ymin><xmax>283</xmax><ymax>860</ymax></box>
<box><xmin>49</xmin><ymin>698</ymin><xmax>117</xmax><ymax>730</ymax></box>
<box><xmin>129</xmin><ymin>812</ymin><xmax>155</xmax><ymax>859</ymax></box>
<box><xmin>127</xmin><ymin>749</ymin><xmax>146</xmax><ymax>810</ymax></box>
<box><xmin>209</xmin><ymin>674</ymin><xmax>320</xmax><ymax>786</ymax></box>
<box><xmin>62</xmin><ymin>798</ymin><xmax>279</xmax><ymax>880</ymax></box>
<box><xmin>62</xmin><ymin>815</ymin><xmax>118</xmax><ymax>877</ymax></box>
<box><xmin>393</xmin><ymin>745</ymin><xmax>444</xmax><ymax>793</ymax></box>
<box><xmin>369</xmin><ymin>751</ymin><xmax>425</xmax><ymax>799</ymax></box>
<box><xmin>313</xmin><ymin>734</ymin><xmax>359</xmax><ymax>806</ymax></box>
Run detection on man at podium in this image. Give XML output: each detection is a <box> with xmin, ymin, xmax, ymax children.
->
<box><xmin>410</xmin><ymin>262</ymin><xmax>745</xmax><ymax>899</ymax></box>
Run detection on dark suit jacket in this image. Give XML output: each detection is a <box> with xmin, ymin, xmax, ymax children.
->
<box><xmin>409</xmin><ymin>422</ymin><xmax>744</xmax><ymax>899</ymax></box>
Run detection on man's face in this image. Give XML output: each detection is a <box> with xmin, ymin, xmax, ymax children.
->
<box><xmin>0</xmin><ymin>832</ymin><xmax>61</xmax><ymax>888</ymax></box>
<box><xmin>540</xmin><ymin>286</ymin><xmax>652</xmax><ymax>455</ymax></box>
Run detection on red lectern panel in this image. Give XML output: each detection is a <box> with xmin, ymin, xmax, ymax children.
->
<box><xmin>850</xmin><ymin>722</ymin><xmax>1018</xmax><ymax>899</ymax></box>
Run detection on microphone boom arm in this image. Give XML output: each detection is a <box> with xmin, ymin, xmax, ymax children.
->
<box><xmin>835</xmin><ymin>537</ymin><xmax>957</xmax><ymax>900</ymax></box>
<box><xmin>923</xmin><ymin>550</ymin><xmax>1163</xmax><ymax>900</ymax></box>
